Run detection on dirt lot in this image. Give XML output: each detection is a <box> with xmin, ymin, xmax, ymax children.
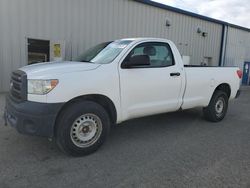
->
<box><xmin>0</xmin><ymin>88</ymin><xmax>250</xmax><ymax>188</ymax></box>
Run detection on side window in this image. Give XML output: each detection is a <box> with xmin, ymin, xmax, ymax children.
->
<box><xmin>124</xmin><ymin>42</ymin><xmax>175</xmax><ymax>68</ymax></box>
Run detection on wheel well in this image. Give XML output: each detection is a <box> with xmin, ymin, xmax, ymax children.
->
<box><xmin>214</xmin><ymin>83</ymin><xmax>231</xmax><ymax>98</ymax></box>
<box><xmin>54</xmin><ymin>94</ymin><xmax>117</xmax><ymax>136</ymax></box>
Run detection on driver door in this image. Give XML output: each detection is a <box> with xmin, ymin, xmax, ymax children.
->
<box><xmin>119</xmin><ymin>42</ymin><xmax>182</xmax><ymax>120</ymax></box>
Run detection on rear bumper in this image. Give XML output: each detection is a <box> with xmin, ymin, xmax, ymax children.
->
<box><xmin>235</xmin><ymin>90</ymin><xmax>241</xmax><ymax>98</ymax></box>
<box><xmin>4</xmin><ymin>95</ymin><xmax>64</xmax><ymax>138</ymax></box>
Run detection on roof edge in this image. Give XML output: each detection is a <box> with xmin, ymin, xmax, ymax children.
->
<box><xmin>134</xmin><ymin>0</ymin><xmax>250</xmax><ymax>32</ymax></box>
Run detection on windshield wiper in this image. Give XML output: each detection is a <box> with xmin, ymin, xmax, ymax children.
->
<box><xmin>78</xmin><ymin>59</ymin><xmax>94</xmax><ymax>63</ymax></box>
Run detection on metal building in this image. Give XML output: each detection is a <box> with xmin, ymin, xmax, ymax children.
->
<box><xmin>1</xmin><ymin>0</ymin><xmax>250</xmax><ymax>92</ymax></box>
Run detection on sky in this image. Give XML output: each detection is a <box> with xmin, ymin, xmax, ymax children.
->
<box><xmin>152</xmin><ymin>0</ymin><xmax>250</xmax><ymax>28</ymax></box>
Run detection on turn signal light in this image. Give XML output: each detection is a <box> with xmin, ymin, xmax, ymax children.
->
<box><xmin>237</xmin><ymin>70</ymin><xmax>243</xmax><ymax>79</ymax></box>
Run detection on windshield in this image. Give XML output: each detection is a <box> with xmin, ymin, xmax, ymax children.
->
<box><xmin>73</xmin><ymin>40</ymin><xmax>133</xmax><ymax>64</ymax></box>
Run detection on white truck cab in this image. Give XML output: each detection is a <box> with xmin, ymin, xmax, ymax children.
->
<box><xmin>4</xmin><ymin>38</ymin><xmax>242</xmax><ymax>156</ymax></box>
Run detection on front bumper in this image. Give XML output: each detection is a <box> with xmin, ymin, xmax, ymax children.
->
<box><xmin>4</xmin><ymin>95</ymin><xmax>64</xmax><ymax>138</ymax></box>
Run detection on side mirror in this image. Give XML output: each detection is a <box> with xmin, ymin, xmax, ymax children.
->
<box><xmin>122</xmin><ymin>55</ymin><xmax>150</xmax><ymax>68</ymax></box>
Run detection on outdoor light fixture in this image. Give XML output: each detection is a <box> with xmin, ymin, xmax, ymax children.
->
<box><xmin>166</xmin><ymin>18</ymin><xmax>171</xmax><ymax>27</ymax></box>
<box><xmin>197</xmin><ymin>27</ymin><xmax>202</xmax><ymax>33</ymax></box>
<box><xmin>197</xmin><ymin>27</ymin><xmax>208</xmax><ymax>37</ymax></box>
<box><xmin>202</xmin><ymin>32</ymin><xmax>208</xmax><ymax>37</ymax></box>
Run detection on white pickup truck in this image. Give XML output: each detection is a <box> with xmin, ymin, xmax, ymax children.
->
<box><xmin>4</xmin><ymin>38</ymin><xmax>242</xmax><ymax>156</ymax></box>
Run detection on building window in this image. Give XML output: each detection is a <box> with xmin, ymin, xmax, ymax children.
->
<box><xmin>27</xmin><ymin>38</ymin><xmax>50</xmax><ymax>65</ymax></box>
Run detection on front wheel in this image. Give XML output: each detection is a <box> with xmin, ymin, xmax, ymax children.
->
<box><xmin>203</xmin><ymin>90</ymin><xmax>229</xmax><ymax>122</ymax></box>
<box><xmin>55</xmin><ymin>101</ymin><xmax>110</xmax><ymax>156</ymax></box>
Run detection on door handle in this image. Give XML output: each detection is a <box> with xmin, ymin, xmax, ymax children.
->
<box><xmin>170</xmin><ymin>72</ymin><xmax>181</xmax><ymax>76</ymax></box>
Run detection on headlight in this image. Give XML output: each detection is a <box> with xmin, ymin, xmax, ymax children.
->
<box><xmin>28</xmin><ymin>79</ymin><xmax>59</xmax><ymax>95</ymax></box>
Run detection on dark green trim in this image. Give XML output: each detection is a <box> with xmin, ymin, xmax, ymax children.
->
<box><xmin>219</xmin><ymin>25</ymin><xmax>225</xmax><ymax>66</ymax></box>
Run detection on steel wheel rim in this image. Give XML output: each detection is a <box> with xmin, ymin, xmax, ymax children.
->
<box><xmin>70</xmin><ymin>113</ymin><xmax>102</xmax><ymax>148</ymax></box>
<box><xmin>215</xmin><ymin>97</ymin><xmax>225</xmax><ymax>117</ymax></box>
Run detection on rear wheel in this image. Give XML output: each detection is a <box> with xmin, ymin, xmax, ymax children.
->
<box><xmin>203</xmin><ymin>90</ymin><xmax>229</xmax><ymax>122</ymax></box>
<box><xmin>55</xmin><ymin>101</ymin><xmax>110</xmax><ymax>156</ymax></box>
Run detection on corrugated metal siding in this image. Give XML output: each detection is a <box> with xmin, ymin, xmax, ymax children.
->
<box><xmin>224</xmin><ymin>27</ymin><xmax>250</xmax><ymax>70</ymax></box>
<box><xmin>0</xmin><ymin>0</ymin><xmax>223</xmax><ymax>92</ymax></box>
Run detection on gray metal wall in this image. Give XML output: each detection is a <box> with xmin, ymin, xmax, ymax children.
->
<box><xmin>224</xmin><ymin>26</ymin><xmax>250</xmax><ymax>70</ymax></box>
<box><xmin>0</xmin><ymin>0</ymin><xmax>223</xmax><ymax>92</ymax></box>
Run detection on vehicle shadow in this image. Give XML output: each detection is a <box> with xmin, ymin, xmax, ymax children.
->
<box><xmin>1</xmin><ymin>108</ymin><xmax>204</xmax><ymax>156</ymax></box>
<box><xmin>107</xmin><ymin>108</ymin><xmax>205</xmax><ymax>147</ymax></box>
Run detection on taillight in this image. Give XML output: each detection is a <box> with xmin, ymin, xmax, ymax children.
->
<box><xmin>237</xmin><ymin>70</ymin><xmax>243</xmax><ymax>79</ymax></box>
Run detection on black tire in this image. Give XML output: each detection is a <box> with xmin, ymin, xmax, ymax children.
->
<box><xmin>55</xmin><ymin>100</ymin><xmax>110</xmax><ymax>156</ymax></box>
<box><xmin>203</xmin><ymin>90</ymin><xmax>229</xmax><ymax>122</ymax></box>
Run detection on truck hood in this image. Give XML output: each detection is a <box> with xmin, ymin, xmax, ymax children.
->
<box><xmin>20</xmin><ymin>61</ymin><xmax>101</xmax><ymax>78</ymax></box>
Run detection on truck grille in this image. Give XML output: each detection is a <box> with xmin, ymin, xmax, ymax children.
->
<box><xmin>10</xmin><ymin>70</ymin><xmax>27</xmax><ymax>102</ymax></box>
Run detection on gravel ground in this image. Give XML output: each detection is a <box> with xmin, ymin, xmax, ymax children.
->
<box><xmin>0</xmin><ymin>88</ymin><xmax>249</xmax><ymax>188</ymax></box>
